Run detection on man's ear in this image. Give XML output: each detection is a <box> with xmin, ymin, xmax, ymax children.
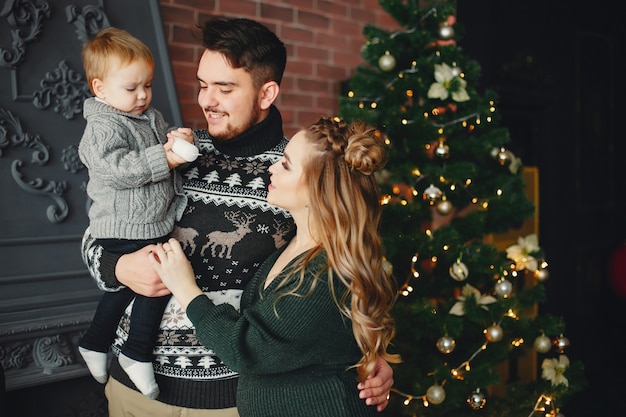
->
<box><xmin>92</xmin><ymin>78</ymin><xmax>105</xmax><ymax>99</ymax></box>
<box><xmin>258</xmin><ymin>81</ymin><xmax>280</xmax><ymax>110</ymax></box>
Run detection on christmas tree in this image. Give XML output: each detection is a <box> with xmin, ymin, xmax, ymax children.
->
<box><xmin>339</xmin><ymin>1</ymin><xmax>585</xmax><ymax>416</ymax></box>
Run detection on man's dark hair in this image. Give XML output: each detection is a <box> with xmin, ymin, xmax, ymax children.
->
<box><xmin>200</xmin><ymin>17</ymin><xmax>287</xmax><ymax>88</ymax></box>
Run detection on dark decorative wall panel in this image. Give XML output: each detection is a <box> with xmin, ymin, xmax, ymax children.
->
<box><xmin>0</xmin><ymin>0</ymin><xmax>181</xmax><ymax>414</ymax></box>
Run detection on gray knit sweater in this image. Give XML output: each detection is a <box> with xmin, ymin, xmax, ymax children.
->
<box><xmin>79</xmin><ymin>98</ymin><xmax>186</xmax><ymax>240</ymax></box>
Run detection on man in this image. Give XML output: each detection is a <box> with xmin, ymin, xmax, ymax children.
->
<box><xmin>81</xmin><ymin>17</ymin><xmax>393</xmax><ymax>417</ymax></box>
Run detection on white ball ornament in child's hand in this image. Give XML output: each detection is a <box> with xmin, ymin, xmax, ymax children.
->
<box><xmin>172</xmin><ymin>137</ymin><xmax>201</xmax><ymax>162</ymax></box>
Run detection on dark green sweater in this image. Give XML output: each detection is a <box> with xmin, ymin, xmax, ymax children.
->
<box><xmin>187</xmin><ymin>248</ymin><xmax>381</xmax><ymax>416</ymax></box>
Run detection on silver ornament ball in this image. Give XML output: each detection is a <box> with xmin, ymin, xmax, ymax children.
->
<box><xmin>423</xmin><ymin>184</ymin><xmax>443</xmax><ymax>201</ymax></box>
<box><xmin>467</xmin><ymin>388</ymin><xmax>486</xmax><ymax>410</ymax></box>
<box><xmin>436</xmin><ymin>336</ymin><xmax>456</xmax><ymax>354</ymax></box>
<box><xmin>435</xmin><ymin>142</ymin><xmax>450</xmax><ymax>159</ymax></box>
<box><xmin>426</xmin><ymin>385</ymin><xmax>446</xmax><ymax>405</ymax></box>
<box><xmin>555</xmin><ymin>335</ymin><xmax>570</xmax><ymax>353</ymax></box>
<box><xmin>533</xmin><ymin>335</ymin><xmax>552</xmax><ymax>353</ymax></box>
<box><xmin>485</xmin><ymin>324</ymin><xmax>503</xmax><ymax>342</ymax></box>
<box><xmin>378</xmin><ymin>52</ymin><xmax>396</xmax><ymax>72</ymax></box>
<box><xmin>495</xmin><ymin>279</ymin><xmax>513</xmax><ymax>297</ymax></box>
<box><xmin>439</xmin><ymin>25</ymin><xmax>454</xmax><ymax>40</ymax></box>
<box><xmin>449</xmin><ymin>261</ymin><xmax>469</xmax><ymax>281</ymax></box>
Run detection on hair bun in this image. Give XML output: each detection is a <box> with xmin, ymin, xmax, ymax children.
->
<box><xmin>344</xmin><ymin>123</ymin><xmax>387</xmax><ymax>175</ymax></box>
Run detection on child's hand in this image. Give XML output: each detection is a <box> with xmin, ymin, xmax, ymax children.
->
<box><xmin>166</xmin><ymin>128</ymin><xmax>200</xmax><ymax>163</ymax></box>
<box><xmin>167</xmin><ymin>127</ymin><xmax>194</xmax><ymax>143</ymax></box>
<box><xmin>164</xmin><ymin>138</ymin><xmax>188</xmax><ymax>168</ymax></box>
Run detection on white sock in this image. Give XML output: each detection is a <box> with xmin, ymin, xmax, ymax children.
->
<box><xmin>118</xmin><ymin>353</ymin><xmax>159</xmax><ymax>400</ymax></box>
<box><xmin>79</xmin><ymin>347</ymin><xmax>108</xmax><ymax>384</ymax></box>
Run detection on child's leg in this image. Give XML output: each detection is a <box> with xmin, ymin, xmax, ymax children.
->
<box><xmin>80</xmin><ymin>288</ymin><xmax>134</xmax><ymax>383</ymax></box>
<box><xmin>119</xmin><ymin>294</ymin><xmax>171</xmax><ymax>399</ymax></box>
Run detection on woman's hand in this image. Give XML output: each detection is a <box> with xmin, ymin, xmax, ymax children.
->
<box><xmin>358</xmin><ymin>355</ymin><xmax>394</xmax><ymax>411</ymax></box>
<box><xmin>149</xmin><ymin>238</ymin><xmax>203</xmax><ymax>309</ymax></box>
<box><xmin>115</xmin><ymin>244</ymin><xmax>171</xmax><ymax>297</ymax></box>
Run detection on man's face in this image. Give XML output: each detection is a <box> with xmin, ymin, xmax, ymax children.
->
<box><xmin>196</xmin><ymin>49</ymin><xmax>261</xmax><ymax>141</ymax></box>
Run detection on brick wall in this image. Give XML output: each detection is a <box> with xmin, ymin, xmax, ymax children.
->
<box><xmin>158</xmin><ymin>0</ymin><xmax>398</xmax><ymax>137</ymax></box>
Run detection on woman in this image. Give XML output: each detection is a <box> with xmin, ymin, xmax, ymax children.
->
<box><xmin>151</xmin><ymin>117</ymin><xmax>401</xmax><ymax>416</ymax></box>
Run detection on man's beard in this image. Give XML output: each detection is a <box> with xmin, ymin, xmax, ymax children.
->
<box><xmin>209</xmin><ymin>104</ymin><xmax>260</xmax><ymax>142</ymax></box>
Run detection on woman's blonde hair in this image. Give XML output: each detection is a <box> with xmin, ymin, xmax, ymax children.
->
<box><xmin>81</xmin><ymin>27</ymin><xmax>154</xmax><ymax>95</ymax></box>
<box><xmin>276</xmin><ymin>117</ymin><xmax>401</xmax><ymax>381</ymax></box>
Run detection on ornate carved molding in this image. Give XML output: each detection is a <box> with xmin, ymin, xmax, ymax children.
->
<box><xmin>66</xmin><ymin>2</ymin><xmax>110</xmax><ymax>44</ymax></box>
<box><xmin>0</xmin><ymin>0</ymin><xmax>51</xmax><ymax>68</ymax></box>
<box><xmin>32</xmin><ymin>60</ymin><xmax>91</xmax><ymax>120</ymax></box>
<box><xmin>0</xmin><ymin>108</ymin><xmax>77</xmax><ymax>223</ymax></box>
<box><xmin>1</xmin><ymin>329</ymin><xmax>96</xmax><ymax>391</ymax></box>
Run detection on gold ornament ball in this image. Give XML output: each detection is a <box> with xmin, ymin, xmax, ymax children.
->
<box><xmin>378</xmin><ymin>52</ymin><xmax>396</xmax><ymax>72</ymax></box>
<box><xmin>535</xmin><ymin>268</ymin><xmax>550</xmax><ymax>281</ymax></box>
<box><xmin>485</xmin><ymin>324</ymin><xmax>503</xmax><ymax>342</ymax></box>
<box><xmin>436</xmin><ymin>199</ymin><xmax>453</xmax><ymax>215</ymax></box>
<box><xmin>436</xmin><ymin>336</ymin><xmax>456</xmax><ymax>354</ymax></box>
<box><xmin>533</xmin><ymin>334</ymin><xmax>552</xmax><ymax>353</ymax></box>
<box><xmin>426</xmin><ymin>385</ymin><xmax>446</xmax><ymax>405</ymax></box>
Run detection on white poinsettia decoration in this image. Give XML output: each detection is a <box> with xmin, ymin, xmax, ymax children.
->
<box><xmin>506</xmin><ymin>234</ymin><xmax>540</xmax><ymax>272</ymax></box>
<box><xmin>427</xmin><ymin>63</ymin><xmax>470</xmax><ymax>102</ymax></box>
<box><xmin>508</xmin><ymin>153</ymin><xmax>522</xmax><ymax>175</ymax></box>
<box><xmin>541</xmin><ymin>355</ymin><xmax>570</xmax><ymax>387</ymax></box>
<box><xmin>449</xmin><ymin>283</ymin><xmax>497</xmax><ymax>316</ymax></box>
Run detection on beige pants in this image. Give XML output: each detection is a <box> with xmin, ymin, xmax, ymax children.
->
<box><xmin>105</xmin><ymin>377</ymin><xmax>240</xmax><ymax>417</ymax></box>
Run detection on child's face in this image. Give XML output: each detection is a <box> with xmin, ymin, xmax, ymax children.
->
<box><xmin>94</xmin><ymin>58</ymin><xmax>154</xmax><ymax>116</ymax></box>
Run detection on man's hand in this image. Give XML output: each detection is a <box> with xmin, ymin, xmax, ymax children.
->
<box><xmin>115</xmin><ymin>244</ymin><xmax>171</xmax><ymax>297</ymax></box>
<box><xmin>358</xmin><ymin>356</ymin><xmax>394</xmax><ymax>412</ymax></box>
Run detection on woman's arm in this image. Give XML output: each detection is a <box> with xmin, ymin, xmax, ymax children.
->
<box><xmin>151</xmin><ymin>238</ymin><xmax>392</xmax><ymax>411</ymax></box>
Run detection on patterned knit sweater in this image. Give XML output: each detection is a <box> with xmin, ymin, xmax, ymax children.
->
<box><xmin>81</xmin><ymin>105</ymin><xmax>296</xmax><ymax>409</ymax></box>
<box><xmin>187</xmin><ymin>248</ymin><xmax>381</xmax><ymax>417</ymax></box>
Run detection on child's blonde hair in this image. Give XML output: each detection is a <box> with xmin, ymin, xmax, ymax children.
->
<box><xmin>82</xmin><ymin>27</ymin><xmax>154</xmax><ymax>95</ymax></box>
